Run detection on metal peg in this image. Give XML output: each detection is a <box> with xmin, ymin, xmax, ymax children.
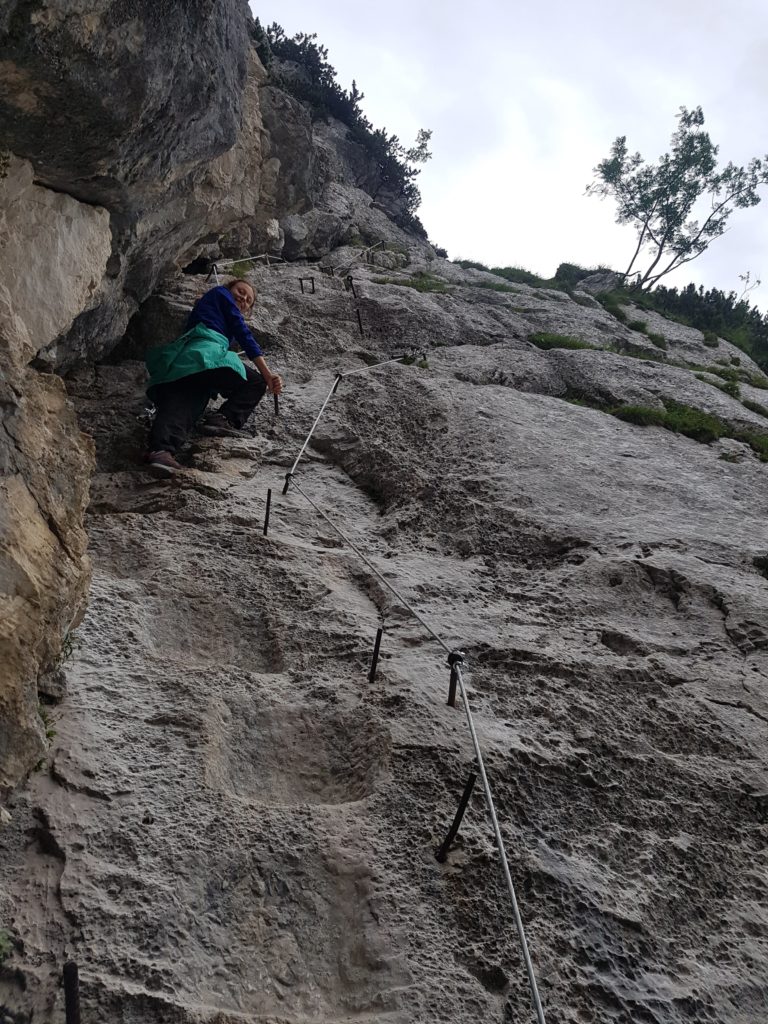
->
<box><xmin>63</xmin><ymin>961</ymin><xmax>81</xmax><ymax>1024</ymax></box>
<box><xmin>369</xmin><ymin>627</ymin><xmax>383</xmax><ymax>683</ymax></box>
<box><xmin>263</xmin><ymin>488</ymin><xmax>272</xmax><ymax>536</ymax></box>
<box><xmin>435</xmin><ymin>773</ymin><xmax>477</xmax><ymax>863</ymax></box>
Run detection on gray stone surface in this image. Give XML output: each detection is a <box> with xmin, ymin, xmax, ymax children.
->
<box><xmin>2</xmin><ymin>9</ymin><xmax>767</xmax><ymax>1019</ymax></box>
<box><xmin>1</xmin><ymin>263</ymin><xmax>766</xmax><ymax>1022</ymax></box>
<box><xmin>0</xmin><ymin>283</ymin><xmax>93</xmax><ymax>794</ymax></box>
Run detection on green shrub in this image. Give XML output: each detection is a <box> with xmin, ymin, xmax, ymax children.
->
<box><xmin>597</xmin><ymin>291</ymin><xmax>629</xmax><ymax>323</ymax></box>
<box><xmin>372</xmin><ymin>272</ymin><xmax>448</xmax><ymax>293</ymax></box>
<box><xmin>689</xmin><ymin>363</ymin><xmax>741</xmax><ymax>383</ymax></box>
<box><xmin>471</xmin><ymin>281</ymin><xmax>519</xmax><ymax>293</ymax></box>
<box><xmin>647</xmin><ymin>332</ymin><xmax>667</xmax><ymax>349</ymax></box>
<box><xmin>742</xmin><ymin>432</ymin><xmax>768</xmax><ymax>460</ymax></box>
<box><xmin>219</xmin><ymin>259</ymin><xmax>260</xmax><ymax>278</ymax></box>
<box><xmin>529</xmin><ymin>332</ymin><xmax>593</xmax><ymax>351</ymax></box>
<box><xmin>490</xmin><ymin>266</ymin><xmax>549</xmax><ymax>287</ymax></box>
<box><xmin>702</xmin><ymin>331</ymin><xmax>719</xmax><ymax>348</ymax></box>
<box><xmin>453</xmin><ymin>259</ymin><xmax>490</xmax><ymax>272</ymax></box>
<box><xmin>696</xmin><ymin>373</ymin><xmax>740</xmax><ymax>398</ymax></box>
<box><xmin>747</xmin><ymin>373</ymin><xmax>768</xmax><ymax>390</ymax></box>
<box><xmin>611</xmin><ymin>405</ymin><xmax>665</xmax><ymax>427</ymax></box>
<box><xmin>743</xmin><ymin>398</ymin><xmax>768</xmax><ymax>418</ymax></box>
<box><xmin>662</xmin><ymin>401</ymin><xmax>729</xmax><ymax>442</ymax></box>
<box><xmin>731</xmin><ymin>356</ymin><xmax>741</xmax><ymax>366</ymax></box>
<box><xmin>627</xmin><ymin>319</ymin><xmax>648</xmax><ymax>333</ymax></box>
<box><xmin>610</xmin><ymin>399</ymin><xmax>768</xmax><ymax>459</ymax></box>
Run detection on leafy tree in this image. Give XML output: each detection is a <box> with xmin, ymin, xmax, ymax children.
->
<box><xmin>587</xmin><ymin>107</ymin><xmax>768</xmax><ymax>290</ymax></box>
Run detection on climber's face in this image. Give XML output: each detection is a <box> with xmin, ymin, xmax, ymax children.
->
<box><xmin>230</xmin><ymin>281</ymin><xmax>255</xmax><ymax>314</ymax></box>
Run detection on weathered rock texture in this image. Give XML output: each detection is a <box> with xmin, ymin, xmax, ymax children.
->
<box><xmin>1</xmin><ymin>0</ymin><xmax>439</xmax><ymax>798</ymax></box>
<box><xmin>1</xmin><ymin>261</ymin><xmax>766</xmax><ymax>1022</ymax></box>
<box><xmin>1</xmin><ymin>3</ymin><xmax>432</xmax><ymax>370</ymax></box>
<box><xmin>2</xmin><ymin>2</ymin><xmax>767</xmax><ymax>1019</ymax></box>
<box><xmin>0</xmin><ymin>282</ymin><xmax>93</xmax><ymax>793</ymax></box>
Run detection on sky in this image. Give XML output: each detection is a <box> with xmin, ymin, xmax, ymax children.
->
<box><xmin>250</xmin><ymin>0</ymin><xmax>768</xmax><ymax>311</ymax></box>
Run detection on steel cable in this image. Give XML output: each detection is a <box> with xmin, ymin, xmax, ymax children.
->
<box><xmin>287</xmin><ymin>478</ymin><xmax>547</xmax><ymax>1024</ymax></box>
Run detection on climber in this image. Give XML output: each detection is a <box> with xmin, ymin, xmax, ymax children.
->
<box><xmin>143</xmin><ymin>279</ymin><xmax>283</xmax><ymax>476</ymax></box>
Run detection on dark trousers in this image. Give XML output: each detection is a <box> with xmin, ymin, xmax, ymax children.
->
<box><xmin>148</xmin><ymin>366</ymin><xmax>267</xmax><ymax>453</ymax></box>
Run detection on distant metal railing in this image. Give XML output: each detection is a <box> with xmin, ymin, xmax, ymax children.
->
<box><xmin>214</xmin><ymin>253</ymin><xmax>287</xmax><ymax>270</ymax></box>
<box><xmin>334</xmin><ymin>240</ymin><xmax>385</xmax><ymax>277</ymax></box>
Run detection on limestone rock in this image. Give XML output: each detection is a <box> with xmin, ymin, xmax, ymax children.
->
<box><xmin>576</xmin><ymin>270</ymin><xmax>624</xmax><ymax>294</ymax></box>
<box><xmin>0</xmin><ymin>156</ymin><xmax>111</xmax><ymax>363</ymax></box>
<box><xmin>0</xmin><ymin>287</ymin><xmax>93</xmax><ymax>793</ymax></box>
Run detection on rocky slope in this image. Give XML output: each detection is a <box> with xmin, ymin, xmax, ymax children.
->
<box><xmin>2</xmin><ymin>2</ymin><xmax>767</xmax><ymax>1020</ymax></box>
<box><xmin>1</xmin><ymin>256</ymin><xmax>767</xmax><ymax>1022</ymax></box>
<box><xmin>0</xmin><ymin>0</ymin><xmax>433</xmax><ymax>797</ymax></box>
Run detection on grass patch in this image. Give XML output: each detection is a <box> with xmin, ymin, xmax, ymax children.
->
<box><xmin>485</xmin><ymin>265</ymin><xmax>549</xmax><ymax>287</ymax></box>
<box><xmin>688</xmin><ymin>363</ymin><xmax>743</xmax><ymax>383</ymax></box>
<box><xmin>627</xmin><ymin>319</ymin><xmax>648</xmax><ymax>333</ymax></box>
<box><xmin>743</xmin><ymin>398</ymin><xmax>768</xmax><ymax>418</ymax></box>
<box><xmin>702</xmin><ymin>331</ymin><xmax>719</xmax><ymax>348</ymax></box>
<box><xmin>565</xmin><ymin>392</ymin><xmax>768</xmax><ymax>460</ymax></box>
<box><xmin>610</xmin><ymin>400</ymin><xmax>768</xmax><ymax>459</ymax></box>
<box><xmin>597</xmin><ymin>291</ymin><xmax>629</xmax><ymax>323</ymax></box>
<box><xmin>372</xmin><ymin>272</ymin><xmax>449</xmax><ymax>293</ymax></box>
<box><xmin>696</xmin><ymin>374</ymin><xmax>741</xmax><ymax>399</ymax></box>
<box><xmin>529</xmin><ymin>332</ymin><xmax>593</xmax><ymax>351</ymax></box>
<box><xmin>225</xmin><ymin>259</ymin><xmax>259</xmax><ymax>278</ymax></box>
<box><xmin>470</xmin><ymin>280</ymin><xmax>519</xmax><ymax>293</ymax></box>
<box><xmin>648</xmin><ymin>332</ymin><xmax>667</xmax><ymax>350</ymax></box>
<box><xmin>686</xmin><ymin>364</ymin><xmax>768</xmax><ymax>391</ymax></box>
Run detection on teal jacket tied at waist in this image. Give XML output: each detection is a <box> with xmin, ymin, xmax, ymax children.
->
<box><xmin>145</xmin><ymin>324</ymin><xmax>247</xmax><ymax>395</ymax></box>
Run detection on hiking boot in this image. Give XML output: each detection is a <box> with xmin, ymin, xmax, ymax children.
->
<box><xmin>145</xmin><ymin>450</ymin><xmax>182</xmax><ymax>477</ymax></box>
<box><xmin>200</xmin><ymin>412</ymin><xmax>246</xmax><ymax>437</ymax></box>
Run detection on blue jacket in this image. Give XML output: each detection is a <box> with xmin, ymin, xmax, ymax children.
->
<box><xmin>186</xmin><ymin>286</ymin><xmax>263</xmax><ymax>360</ymax></box>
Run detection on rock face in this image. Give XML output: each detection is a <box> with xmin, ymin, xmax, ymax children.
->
<box><xmin>2</xmin><ymin>3</ymin><xmax>767</xmax><ymax>1020</ymax></box>
<box><xmin>0</xmin><ymin>156</ymin><xmax>112</xmax><ymax>366</ymax></box>
<box><xmin>1</xmin><ymin>261</ymin><xmax>766</xmax><ymax>1022</ymax></box>
<box><xmin>0</xmin><ymin>0</ymin><xmax>435</xmax><ymax>794</ymax></box>
<box><xmin>0</xmin><ymin>283</ymin><xmax>93</xmax><ymax>794</ymax></box>
<box><xmin>0</xmin><ymin>0</ymin><xmax>262</xmax><ymax>368</ymax></box>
